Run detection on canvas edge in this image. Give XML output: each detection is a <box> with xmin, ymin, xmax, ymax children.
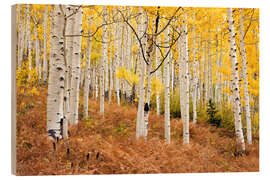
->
<box><xmin>11</xmin><ymin>4</ymin><xmax>17</xmax><ymax>175</ymax></box>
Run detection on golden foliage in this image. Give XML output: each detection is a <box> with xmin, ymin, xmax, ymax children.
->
<box><xmin>116</xmin><ymin>66</ymin><xmax>139</xmax><ymax>86</ymax></box>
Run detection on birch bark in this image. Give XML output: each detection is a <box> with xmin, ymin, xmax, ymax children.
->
<box><xmin>155</xmin><ymin>30</ymin><xmax>161</xmax><ymax>115</ymax></box>
<box><xmin>18</xmin><ymin>5</ymin><xmax>25</xmax><ymax>67</ymax></box>
<box><xmin>43</xmin><ymin>5</ymin><xmax>48</xmax><ymax>83</ymax></box>
<box><xmin>164</xmin><ymin>26</ymin><xmax>171</xmax><ymax>143</ymax></box>
<box><xmin>69</xmin><ymin>7</ymin><xmax>83</xmax><ymax>125</ymax></box>
<box><xmin>136</xmin><ymin>7</ymin><xmax>146</xmax><ymax>138</ymax></box>
<box><xmin>65</xmin><ymin>5</ymin><xmax>75</xmax><ymax>125</ymax></box>
<box><xmin>182</xmin><ymin>14</ymin><xmax>190</xmax><ymax>144</ymax></box>
<box><xmin>192</xmin><ymin>11</ymin><xmax>198</xmax><ymax>124</ymax></box>
<box><xmin>109</xmin><ymin>32</ymin><xmax>113</xmax><ymax>103</ymax></box>
<box><xmin>83</xmin><ymin>33</ymin><xmax>92</xmax><ymax>118</ymax></box>
<box><xmin>26</xmin><ymin>5</ymin><xmax>32</xmax><ymax>78</ymax></box>
<box><xmin>115</xmin><ymin>7</ymin><xmax>121</xmax><ymax>105</ymax></box>
<box><xmin>100</xmin><ymin>7</ymin><xmax>108</xmax><ymax>115</ymax></box>
<box><xmin>34</xmin><ymin>20</ymin><xmax>41</xmax><ymax>83</ymax></box>
<box><xmin>47</xmin><ymin>5</ymin><xmax>65</xmax><ymax>139</ymax></box>
<box><xmin>227</xmin><ymin>8</ymin><xmax>246</xmax><ymax>151</ymax></box>
<box><xmin>240</xmin><ymin>8</ymin><xmax>252</xmax><ymax>144</ymax></box>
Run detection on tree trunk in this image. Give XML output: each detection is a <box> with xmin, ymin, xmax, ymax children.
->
<box><xmin>136</xmin><ymin>7</ymin><xmax>146</xmax><ymax>138</ymax></box>
<box><xmin>65</xmin><ymin>5</ymin><xmax>75</xmax><ymax>125</ymax></box>
<box><xmin>26</xmin><ymin>5</ymin><xmax>32</xmax><ymax>79</ymax></box>
<box><xmin>227</xmin><ymin>8</ymin><xmax>246</xmax><ymax>151</ymax></box>
<box><xmin>43</xmin><ymin>5</ymin><xmax>48</xmax><ymax>84</ymax></box>
<box><xmin>100</xmin><ymin>7</ymin><xmax>108</xmax><ymax>115</ymax></box>
<box><xmin>34</xmin><ymin>19</ymin><xmax>41</xmax><ymax>83</ymax></box>
<box><xmin>47</xmin><ymin>5</ymin><xmax>65</xmax><ymax>140</ymax></box>
<box><xmin>109</xmin><ymin>32</ymin><xmax>113</xmax><ymax>103</ymax></box>
<box><xmin>69</xmin><ymin>7</ymin><xmax>83</xmax><ymax>125</ymax></box>
<box><xmin>240</xmin><ymin>8</ymin><xmax>252</xmax><ymax>144</ymax></box>
<box><xmin>192</xmin><ymin>11</ymin><xmax>198</xmax><ymax>124</ymax></box>
<box><xmin>114</xmin><ymin>7</ymin><xmax>121</xmax><ymax>105</ymax></box>
<box><xmin>182</xmin><ymin>14</ymin><xmax>190</xmax><ymax>144</ymax></box>
<box><xmin>17</xmin><ymin>5</ymin><xmax>25</xmax><ymax>68</ymax></box>
<box><xmin>83</xmin><ymin>34</ymin><xmax>92</xmax><ymax>118</ymax></box>
<box><xmin>164</xmin><ymin>26</ymin><xmax>171</xmax><ymax>143</ymax></box>
<box><xmin>155</xmin><ymin>31</ymin><xmax>161</xmax><ymax>115</ymax></box>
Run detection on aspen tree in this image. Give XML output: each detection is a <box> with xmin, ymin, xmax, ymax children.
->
<box><xmin>83</xmin><ymin>29</ymin><xmax>92</xmax><ymax>118</ymax></box>
<box><xmin>69</xmin><ymin>7</ymin><xmax>83</xmax><ymax>125</ymax></box>
<box><xmin>207</xmin><ymin>32</ymin><xmax>213</xmax><ymax>101</ymax></box>
<box><xmin>121</xmin><ymin>10</ymin><xmax>127</xmax><ymax>103</ymax></box>
<box><xmin>65</xmin><ymin>5</ymin><xmax>75</xmax><ymax>125</ymax></box>
<box><xmin>192</xmin><ymin>10</ymin><xmax>198</xmax><ymax>124</ymax></box>
<box><xmin>182</xmin><ymin>14</ymin><xmax>190</xmax><ymax>144</ymax></box>
<box><xmin>204</xmin><ymin>41</ymin><xmax>208</xmax><ymax>104</ymax></box>
<box><xmin>179</xmin><ymin>25</ymin><xmax>183</xmax><ymax>116</ymax></box>
<box><xmin>227</xmin><ymin>8</ymin><xmax>245</xmax><ymax>151</ymax></box>
<box><xmin>240</xmin><ymin>8</ymin><xmax>252</xmax><ymax>144</ymax></box>
<box><xmin>115</xmin><ymin>7</ymin><xmax>121</xmax><ymax>105</ymax></box>
<box><xmin>18</xmin><ymin>5</ymin><xmax>25</xmax><ymax>67</ymax></box>
<box><xmin>171</xmin><ymin>53</ymin><xmax>174</xmax><ymax>91</ymax></box>
<box><xmin>219</xmin><ymin>32</ymin><xmax>223</xmax><ymax>102</ymax></box>
<box><xmin>26</xmin><ymin>5</ymin><xmax>32</xmax><ymax>78</ymax></box>
<box><xmin>34</xmin><ymin>17</ymin><xmax>41</xmax><ymax>83</ymax></box>
<box><xmin>198</xmin><ymin>36</ymin><xmax>202</xmax><ymax>104</ymax></box>
<box><xmin>100</xmin><ymin>7</ymin><xmax>108</xmax><ymax>115</ymax></box>
<box><xmin>95</xmin><ymin>68</ymin><xmax>99</xmax><ymax>100</ymax></box>
<box><xmin>80</xmin><ymin>62</ymin><xmax>85</xmax><ymax>87</ymax></box>
<box><xmin>136</xmin><ymin>7</ymin><xmax>146</xmax><ymax>138</ymax></box>
<box><xmin>155</xmin><ymin>27</ymin><xmax>161</xmax><ymax>115</ymax></box>
<box><xmin>164</xmin><ymin>26</ymin><xmax>171</xmax><ymax>143</ymax></box>
<box><xmin>126</xmin><ymin>7</ymin><xmax>133</xmax><ymax>103</ymax></box>
<box><xmin>143</xmin><ymin>19</ymin><xmax>156</xmax><ymax>138</ymax></box>
<box><xmin>105</xmin><ymin>22</ymin><xmax>109</xmax><ymax>101</ymax></box>
<box><xmin>47</xmin><ymin>5</ymin><xmax>65</xmax><ymax>139</ymax></box>
<box><xmin>215</xmin><ymin>33</ymin><xmax>219</xmax><ymax>103</ymax></box>
<box><xmin>43</xmin><ymin>5</ymin><xmax>48</xmax><ymax>84</ymax></box>
<box><xmin>109</xmin><ymin>31</ymin><xmax>113</xmax><ymax>103</ymax></box>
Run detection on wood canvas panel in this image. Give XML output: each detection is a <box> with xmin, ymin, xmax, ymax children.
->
<box><xmin>12</xmin><ymin>4</ymin><xmax>259</xmax><ymax>175</ymax></box>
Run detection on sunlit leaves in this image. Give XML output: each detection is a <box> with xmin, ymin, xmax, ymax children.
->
<box><xmin>116</xmin><ymin>66</ymin><xmax>139</xmax><ymax>86</ymax></box>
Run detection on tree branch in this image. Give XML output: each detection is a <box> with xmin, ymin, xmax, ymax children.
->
<box><xmin>243</xmin><ymin>8</ymin><xmax>255</xmax><ymax>39</ymax></box>
<box><xmin>118</xmin><ymin>8</ymin><xmax>149</xmax><ymax>65</ymax></box>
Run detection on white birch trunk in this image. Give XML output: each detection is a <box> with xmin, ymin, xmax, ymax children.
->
<box><xmin>204</xmin><ymin>41</ymin><xmax>208</xmax><ymax>104</ymax></box>
<box><xmin>192</xmin><ymin>11</ymin><xmax>198</xmax><ymax>124</ymax></box>
<box><xmin>208</xmin><ymin>37</ymin><xmax>212</xmax><ymax>101</ymax></box>
<box><xmin>126</xmin><ymin>7</ymin><xmax>133</xmax><ymax>103</ymax></box>
<box><xmin>26</xmin><ymin>5</ymin><xmax>32</xmax><ymax>78</ymax></box>
<box><xmin>109</xmin><ymin>34</ymin><xmax>113</xmax><ymax>103</ymax></box>
<box><xmin>69</xmin><ymin>7</ymin><xmax>83</xmax><ymax>125</ymax></box>
<box><xmin>164</xmin><ymin>27</ymin><xmax>171</xmax><ymax>143</ymax></box>
<box><xmin>240</xmin><ymin>8</ymin><xmax>252</xmax><ymax>144</ymax></box>
<box><xmin>227</xmin><ymin>8</ymin><xmax>246</xmax><ymax>151</ymax></box>
<box><xmin>34</xmin><ymin>21</ymin><xmax>41</xmax><ymax>83</ymax></box>
<box><xmin>64</xmin><ymin>5</ymin><xmax>75</xmax><ymax>125</ymax></box>
<box><xmin>47</xmin><ymin>5</ymin><xmax>65</xmax><ymax>140</ymax></box>
<box><xmin>179</xmin><ymin>26</ymin><xmax>183</xmax><ymax>118</ymax></box>
<box><xmin>182</xmin><ymin>14</ymin><xmax>190</xmax><ymax>144</ymax></box>
<box><xmin>84</xmin><ymin>34</ymin><xmax>92</xmax><ymax>118</ymax></box>
<box><xmin>95</xmin><ymin>68</ymin><xmax>99</xmax><ymax>100</ymax></box>
<box><xmin>43</xmin><ymin>5</ymin><xmax>48</xmax><ymax>84</ymax></box>
<box><xmin>100</xmin><ymin>7</ymin><xmax>108</xmax><ymax>115</ymax></box>
<box><xmin>18</xmin><ymin>5</ymin><xmax>25</xmax><ymax>68</ymax></box>
<box><xmin>115</xmin><ymin>8</ymin><xmax>121</xmax><ymax>105</ymax></box>
<box><xmin>156</xmin><ymin>32</ymin><xmax>161</xmax><ymax>115</ymax></box>
<box><xmin>170</xmin><ymin>53</ymin><xmax>174</xmax><ymax>91</ymax></box>
<box><xmin>136</xmin><ymin>7</ymin><xmax>146</xmax><ymax>138</ymax></box>
<box><xmin>219</xmin><ymin>33</ymin><xmax>223</xmax><ymax>102</ymax></box>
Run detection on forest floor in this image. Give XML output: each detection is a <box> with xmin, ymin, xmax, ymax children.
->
<box><xmin>16</xmin><ymin>87</ymin><xmax>259</xmax><ymax>175</ymax></box>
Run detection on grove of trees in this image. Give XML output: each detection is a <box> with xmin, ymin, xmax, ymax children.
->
<box><xmin>16</xmin><ymin>4</ymin><xmax>259</xmax><ymax>155</ymax></box>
